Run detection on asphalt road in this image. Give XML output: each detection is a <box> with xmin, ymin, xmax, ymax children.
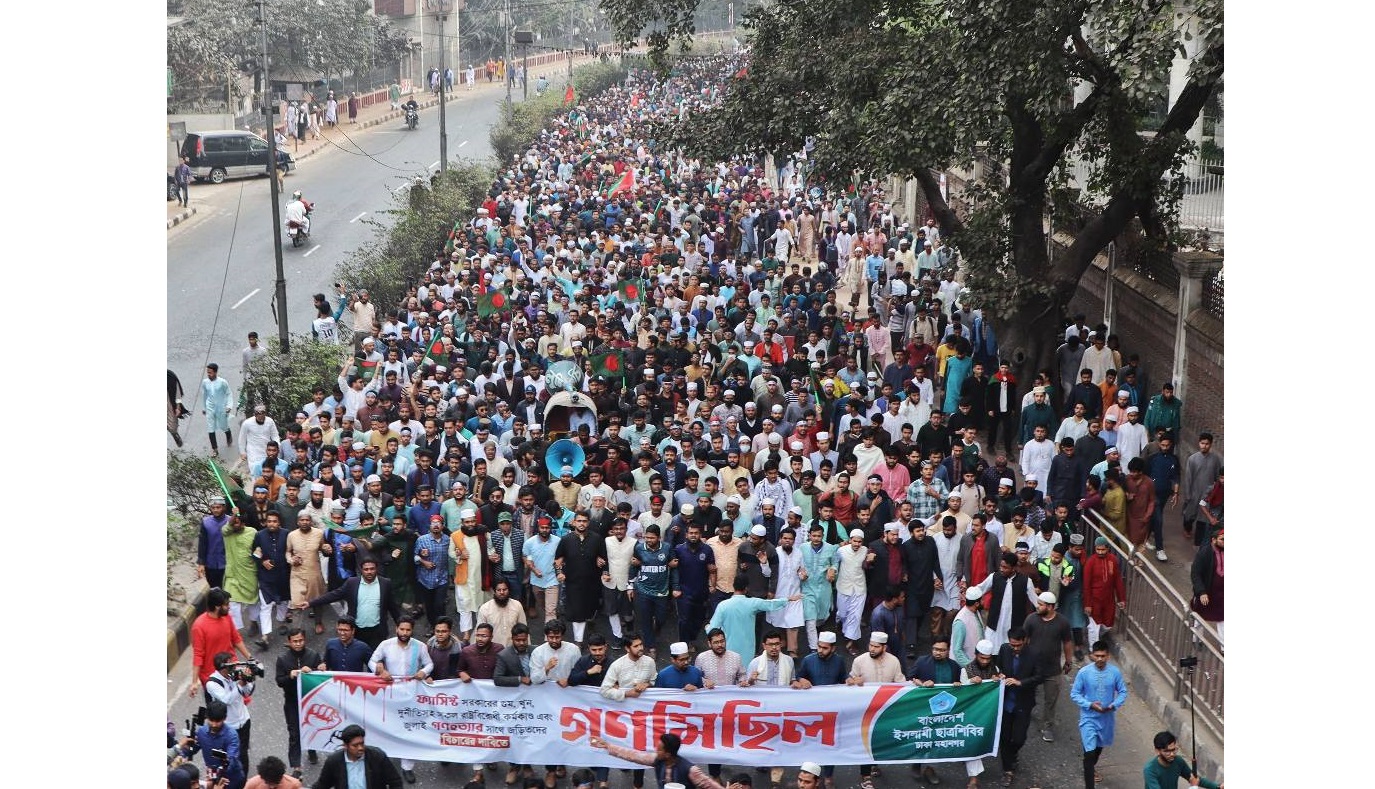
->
<box><xmin>166</xmin><ymin>91</ymin><xmax>507</xmax><ymax>455</ymax></box>
<box><xmin>166</xmin><ymin>616</ymin><xmax>1172</xmax><ymax>789</ymax></box>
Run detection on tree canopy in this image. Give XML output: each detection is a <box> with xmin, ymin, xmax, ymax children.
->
<box><xmin>602</xmin><ymin>0</ymin><xmax>1223</xmax><ymax>373</ymax></box>
<box><xmin>168</xmin><ymin>0</ymin><xmax>411</xmax><ymax>95</ymax></box>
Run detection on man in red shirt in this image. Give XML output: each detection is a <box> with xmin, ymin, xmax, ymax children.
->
<box><xmin>189</xmin><ymin>588</ymin><xmax>255</xmax><ymax>696</ymax></box>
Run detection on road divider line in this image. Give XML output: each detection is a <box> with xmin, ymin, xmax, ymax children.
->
<box><xmin>429</xmin><ymin>161</ymin><xmax>440</xmax><ymax>169</ymax></box>
<box><xmin>303</xmin><ymin>245</ymin><xmax>321</xmax><ymax>257</ymax></box>
<box><xmin>394</xmin><ymin>182</ymin><xmax>410</xmax><ymax>193</ymax></box>
<box><xmin>231</xmin><ymin>288</ymin><xmax>260</xmax><ymax>310</ymax></box>
<box><xmin>350</xmin><ymin>212</ymin><xmax>367</xmax><ymax>223</ymax></box>
<box><xmin>458</xmin><ymin>139</ymin><xmax>469</xmax><ymax>148</ymax></box>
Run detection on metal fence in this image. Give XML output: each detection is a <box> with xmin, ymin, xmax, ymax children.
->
<box><xmin>1079</xmin><ymin>509</ymin><xmax>1224</xmax><ymax>742</ymax></box>
<box><xmin>1064</xmin><ymin>154</ymin><xmax>1223</xmax><ymax>241</ymax></box>
<box><xmin>1202</xmin><ymin>268</ymin><xmax>1224</xmax><ymax>320</ymax></box>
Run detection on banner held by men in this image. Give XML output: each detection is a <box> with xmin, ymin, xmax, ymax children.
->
<box><xmin>297</xmin><ymin>674</ymin><xmax>1002</xmax><ymax>766</ymax></box>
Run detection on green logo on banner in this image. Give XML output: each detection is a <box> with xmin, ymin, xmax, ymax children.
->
<box><xmin>867</xmin><ymin>682</ymin><xmax>1002</xmax><ymax>761</ymax></box>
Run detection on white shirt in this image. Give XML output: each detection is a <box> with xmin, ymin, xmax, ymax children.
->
<box><xmin>835</xmin><ymin>543</ymin><xmax>869</xmax><ymax>596</ymax></box>
<box><xmin>529</xmin><ymin>641</ymin><xmax>583</xmax><ymax>684</ymax></box>
<box><xmin>368</xmin><ymin>636</ymin><xmax>434</xmax><ymax>679</ymax></box>
<box><xmin>1115</xmin><ymin>421</ymin><xmax>1148</xmax><ymax>464</ymax></box>
<box><xmin>204</xmin><ymin>670</ymin><xmax>255</xmax><ymax>729</ymax></box>
<box><xmin>238</xmin><ymin>416</ymin><xmax>279</xmax><ymax>466</ymax></box>
<box><xmin>600</xmin><ymin>654</ymin><xmax>658</xmax><ymax>700</ymax></box>
<box><xmin>1019</xmin><ymin>438</ymin><xmax>1055</xmax><ymax>482</ymax></box>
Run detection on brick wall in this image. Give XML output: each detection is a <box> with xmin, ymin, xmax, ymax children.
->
<box><xmin>1068</xmin><ymin>249</ymin><xmax>1224</xmax><ymax>453</ymax></box>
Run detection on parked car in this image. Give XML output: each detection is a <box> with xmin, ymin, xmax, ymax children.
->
<box><xmin>180</xmin><ymin>130</ymin><xmax>294</xmax><ymax>184</ymax></box>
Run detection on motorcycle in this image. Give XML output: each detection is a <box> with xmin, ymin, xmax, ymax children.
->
<box><xmin>286</xmin><ymin>204</ymin><xmax>314</xmax><ymax>247</ymax></box>
<box><xmin>404</xmin><ymin>105</ymin><xmax>419</xmax><ymax>130</ymax></box>
<box><xmin>167</xmin><ymin>173</ymin><xmax>180</xmax><ymax>201</ymax></box>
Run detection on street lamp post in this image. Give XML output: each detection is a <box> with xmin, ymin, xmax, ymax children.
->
<box><xmin>256</xmin><ymin>0</ymin><xmax>290</xmax><ymax>353</ymax></box>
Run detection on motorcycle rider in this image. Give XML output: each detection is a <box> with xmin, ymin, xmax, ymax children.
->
<box><xmin>285</xmin><ymin>190</ymin><xmax>313</xmax><ymax>236</ymax></box>
<box><xmin>403</xmin><ymin>96</ymin><xmax>419</xmax><ymax>128</ymax></box>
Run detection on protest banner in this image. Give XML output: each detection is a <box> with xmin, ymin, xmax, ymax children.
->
<box><xmin>297</xmin><ymin>673</ymin><xmax>1002</xmax><ymax>766</ymax></box>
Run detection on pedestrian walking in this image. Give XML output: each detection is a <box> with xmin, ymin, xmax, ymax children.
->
<box><xmin>325</xmin><ymin>92</ymin><xmax>338</xmax><ymax>127</ymax></box>
<box><xmin>388</xmin><ymin>81</ymin><xmax>401</xmax><ymax>110</ymax></box>
<box><xmin>174</xmin><ymin>156</ymin><xmax>192</xmax><ymax>207</ymax></box>
<box><xmin>168</xmin><ymin>369</ymin><xmax>186</xmax><ymax>447</ymax></box>
<box><xmin>1069</xmin><ymin>641</ymin><xmax>1128</xmax><ymax>789</ymax></box>
<box><xmin>202</xmin><ymin>362</ymin><xmax>234</xmax><ymax>455</ymax></box>
<box><xmin>294</xmin><ymin>102</ymin><xmax>308</xmax><ymax>149</ymax></box>
<box><xmin>1189</xmin><ymin>526</ymin><xmax>1224</xmax><ymax>644</ymax></box>
<box><xmin>347</xmin><ymin>92</ymin><xmax>359</xmax><ymax>124</ymax></box>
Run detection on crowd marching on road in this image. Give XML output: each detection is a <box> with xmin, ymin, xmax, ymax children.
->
<box><xmin>169</xmin><ymin>51</ymin><xmax>1223</xmax><ymax>789</ymax></box>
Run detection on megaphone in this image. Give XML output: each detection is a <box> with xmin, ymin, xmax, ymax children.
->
<box><xmin>546</xmin><ymin>439</ymin><xmax>586</xmax><ymax>478</ymax></box>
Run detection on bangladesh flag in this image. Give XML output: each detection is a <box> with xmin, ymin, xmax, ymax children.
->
<box><xmin>563</xmin><ymin>84</ymin><xmax>575</xmax><ymax>105</ymax></box>
<box><xmin>418</xmin><ymin>333</ymin><xmax>446</xmax><ymax>369</ymax></box>
<box><xmin>618</xmin><ymin>280</ymin><xmax>645</xmax><ymax>303</ymax></box>
<box><xmin>477</xmin><ymin>289</ymin><xmax>509</xmax><ymax>317</ymax></box>
<box><xmin>590</xmin><ymin>350</ymin><xmax>624</xmax><ymax>379</ymax></box>
<box><xmin>606</xmin><ymin>168</ymin><xmax>636</xmax><ymax>198</ymax></box>
<box><xmin>350</xmin><ymin>358</ymin><xmax>378</xmax><ymax>381</ymax></box>
<box><xmin>206</xmin><ymin>457</ymin><xmax>245</xmax><ymax>512</ymax></box>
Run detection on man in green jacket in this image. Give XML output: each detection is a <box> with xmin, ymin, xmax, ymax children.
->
<box><xmin>1143</xmin><ymin>383</ymin><xmax>1182</xmax><ymax>437</ymax></box>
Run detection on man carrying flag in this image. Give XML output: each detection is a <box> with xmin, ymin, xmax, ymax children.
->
<box><xmin>590</xmin><ymin>350</ymin><xmax>625</xmax><ymax>382</ymax></box>
<box><xmin>477</xmin><ymin>287</ymin><xmax>510</xmax><ymax>318</ymax></box>
<box><xmin>607</xmin><ymin>168</ymin><xmax>636</xmax><ymax>198</ymax></box>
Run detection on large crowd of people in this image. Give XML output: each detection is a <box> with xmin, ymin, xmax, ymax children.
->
<box><xmin>171</xmin><ymin>51</ymin><xmax>1223</xmax><ymax>789</ymax></box>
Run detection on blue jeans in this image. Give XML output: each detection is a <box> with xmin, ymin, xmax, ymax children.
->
<box><xmin>1150</xmin><ymin>494</ymin><xmax>1168</xmax><ymax>548</ymax></box>
<box><xmin>633</xmin><ymin>593</ymin><xmax>671</xmax><ymax>649</ymax></box>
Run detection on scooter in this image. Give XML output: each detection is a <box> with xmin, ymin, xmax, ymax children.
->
<box><xmin>286</xmin><ymin>205</ymin><xmax>313</xmax><ymax>247</ymax></box>
<box><xmin>404</xmin><ymin>105</ymin><xmax>419</xmax><ymax>130</ymax></box>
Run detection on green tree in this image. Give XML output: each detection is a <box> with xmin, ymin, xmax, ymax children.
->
<box><xmin>243</xmin><ymin>335</ymin><xmax>354</xmax><ymax>427</ymax></box>
<box><xmin>335</xmin><ymin>161</ymin><xmax>494</xmax><ymax>312</ymax></box>
<box><xmin>603</xmin><ymin>0</ymin><xmax>1223</xmax><ymax>377</ymax></box>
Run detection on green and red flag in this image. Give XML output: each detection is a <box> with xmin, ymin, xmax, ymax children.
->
<box><xmin>349</xmin><ymin>358</ymin><xmax>379</xmax><ymax>382</ymax></box>
<box><xmin>617</xmin><ymin>280</ymin><xmax>645</xmax><ymax>304</ymax></box>
<box><xmin>418</xmin><ymin>331</ymin><xmax>447</xmax><ymax>369</ymax></box>
<box><xmin>563</xmin><ymin>84</ymin><xmax>576</xmax><ymax>105</ymax></box>
<box><xmin>590</xmin><ymin>350</ymin><xmax>624</xmax><ymax>380</ymax></box>
<box><xmin>606</xmin><ymin>168</ymin><xmax>636</xmax><ymax>198</ymax></box>
<box><xmin>477</xmin><ymin>288</ymin><xmax>509</xmax><ymax>317</ymax></box>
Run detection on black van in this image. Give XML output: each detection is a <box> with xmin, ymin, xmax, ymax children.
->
<box><xmin>180</xmin><ymin>131</ymin><xmax>294</xmax><ymax>184</ymax></box>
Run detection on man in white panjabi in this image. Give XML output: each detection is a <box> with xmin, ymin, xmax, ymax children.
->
<box><xmin>448</xmin><ymin>507</ymin><xmax>490</xmax><ymax>639</ymax></box>
<box><xmin>766</xmin><ymin>528</ymin><xmax>806</xmax><ymax>656</ymax></box>
<box><xmin>834</xmin><ymin>529</ymin><xmax>872</xmax><ymax>653</ymax></box>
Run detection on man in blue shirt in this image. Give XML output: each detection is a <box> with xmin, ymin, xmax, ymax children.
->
<box><xmin>631</xmin><ymin>525</ymin><xmax>678</xmax><ymax>651</ymax></box>
<box><xmin>673</xmin><ymin>523</ymin><xmax>715</xmax><ymax>644</ymax></box>
<box><xmin>790</xmin><ymin>631</ymin><xmax>848</xmax><ymax>785</ymax></box>
<box><xmin>191</xmin><ymin>701</ymin><xmax>245</xmax><ymax>789</ymax></box>
<box><xmin>413</xmin><ymin>514</ymin><xmax>451</xmax><ymax>628</ymax></box>
<box><xmin>654</xmin><ymin>642</ymin><xmax>706</xmax><ymax>690</ymax></box>
<box><xmin>321</xmin><ymin>616</ymin><xmax>373</xmax><ymax>672</ymax></box>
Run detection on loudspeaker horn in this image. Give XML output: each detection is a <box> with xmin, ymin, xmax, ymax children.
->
<box><xmin>545</xmin><ymin>439</ymin><xmax>585</xmax><ymax>478</ymax></box>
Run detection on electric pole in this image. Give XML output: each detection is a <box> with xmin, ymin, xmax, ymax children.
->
<box><xmin>257</xmin><ymin>0</ymin><xmax>290</xmax><ymax>352</ymax></box>
<box><xmin>503</xmin><ymin>0</ymin><xmax>512</xmax><ymax>106</ymax></box>
<box><xmin>434</xmin><ymin>0</ymin><xmax>451</xmax><ymax>175</ymax></box>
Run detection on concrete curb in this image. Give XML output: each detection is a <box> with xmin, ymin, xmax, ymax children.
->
<box><xmin>292</xmin><ymin>98</ymin><xmax>442</xmax><ymax>164</ymax></box>
<box><xmin>168</xmin><ymin>581</ymin><xmax>209</xmax><ymax>674</ymax></box>
<box><xmin>167</xmin><ymin>206</ymin><xmax>197</xmax><ymax>229</ymax></box>
<box><xmin>1112</xmin><ymin>642</ymin><xmax>1224</xmax><ymax>782</ymax></box>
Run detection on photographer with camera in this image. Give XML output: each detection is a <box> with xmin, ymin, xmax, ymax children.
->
<box><xmin>206</xmin><ymin>650</ymin><xmax>261</xmax><ymax>778</ymax></box>
<box><xmin>173</xmin><ymin>700</ymin><xmax>245</xmax><ymax>789</ymax></box>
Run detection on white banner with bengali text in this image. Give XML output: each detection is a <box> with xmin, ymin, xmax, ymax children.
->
<box><xmin>297</xmin><ymin>673</ymin><xmax>1004</xmax><ymax>766</ymax></box>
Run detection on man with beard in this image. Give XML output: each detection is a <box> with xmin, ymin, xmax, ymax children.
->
<box><xmin>368</xmin><ymin>617</ymin><xmax>433</xmax><ymax>784</ymax></box>
<box><xmin>477</xmin><ymin>578</ymin><xmax>527</xmax><ymax>647</ymax></box>
<box><xmin>303</xmin><ymin>558</ymin><xmax>400</xmax><ymax>650</ymax></box>
<box><xmin>198</xmin><ymin>496</ymin><xmax>232</xmax><ymax>590</ymax></box>
<box><xmin>286</xmin><ymin>512</ymin><xmax>330</xmax><ymax>634</ymax></box>
<box><xmin>252</xmin><ymin>511</ymin><xmax>292</xmax><ymax>646</ymax></box>
<box><xmin>765</xmin><ymin>528</ymin><xmax>806</xmax><ymax>657</ymax></box>
<box><xmin>451</xmin><ymin>507</ymin><xmax>491</xmax><ymax>642</ymax></box>
<box><xmin>554</xmin><ymin>511</ymin><xmax>607</xmax><ymax>645</ymax></box>
<box><xmin>966</xmin><ymin>551</ymin><xmax>1040</xmax><ymax>653</ymax></box>
<box><xmin>373</xmin><ymin>513</ymin><xmax>418</xmax><ymax>616</ymax></box>
<box><xmin>221</xmin><ymin>511</ymin><xmax>261</xmax><ymax>650</ymax></box>
<box><xmin>413</xmin><ymin>515</ymin><xmax>451</xmax><ymax>629</ymax></box>
<box><xmin>274</xmin><ymin>627</ymin><xmax>321</xmax><ymax>778</ymax></box>
<box><xmin>523</xmin><ymin>515</ymin><xmax>561</xmax><ymax>624</ymax></box>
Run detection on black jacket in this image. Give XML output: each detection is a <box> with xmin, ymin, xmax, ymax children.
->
<box><xmin>995</xmin><ymin>642</ymin><xmax>1044</xmax><ymax>716</ymax></box>
<box><xmin>307</xmin><ymin>576</ymin><xmax>402</xmax><ymax>627</ymax></box>
<box><xmin>311</xmin><ymin>744</ymin><xmax>404</xmax><ymax>789</ymax></box>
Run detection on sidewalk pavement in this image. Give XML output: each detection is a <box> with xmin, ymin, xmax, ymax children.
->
<box><xmin>167</xmin><ymin>51</ymin><xmax>614</xmax><ymax>230</ymax></box>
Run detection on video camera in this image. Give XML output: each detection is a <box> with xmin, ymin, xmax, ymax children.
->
<box><xmin>205</xmin><ymin>748</ymin><xmax>230</xmax><ymax>783</ymax></box>
<box><xmin>222</xmin><ymin>659</ymin><xmax>266</xmax><ymax>681</ymax></box>
<box><xmin>184</xmin><ymin>707</ymin><xmax>208</xmax><ymax>739</ymax></box>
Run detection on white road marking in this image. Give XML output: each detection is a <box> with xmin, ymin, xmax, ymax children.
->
<box><xmin>429</xmin><ymin>161</ymin><xmax>440</xmax><ymax>169</ymax></box>
<box><xmin>458</xmin><ymin>139</ymin><xmax>469</xmax><ymax>147</ymax></box>
<box><xmin>350</xmin><ymin>212</ymin><xmax>367</xmax><ymax>223</ymax></box>
<box><xmin>303</xmin><ymin>245</ymin><xmax>321</xmax><ymax>257</ymax></box>
<box><xmin>231</xmin><ymin>288</ymin><xmax>260</xmax><ymax>310</ymax></box>
<box><xmin>393</xmin><ymin>182</ymin><xmax>411</xmax><ymax>193</ymax></box>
